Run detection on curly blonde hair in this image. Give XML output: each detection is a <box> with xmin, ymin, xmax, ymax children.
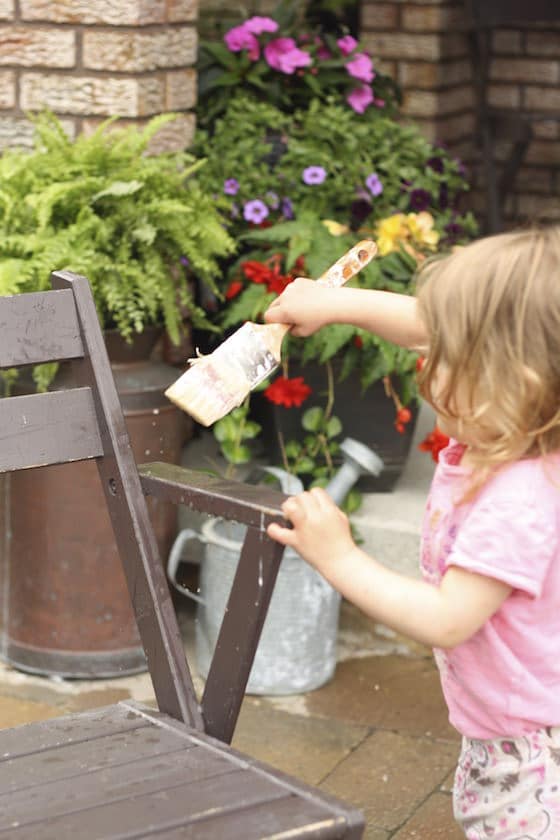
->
<box><xmin>416</xmin><ymin>225</ymin><xmax>560</xmax><ymax>487</ymax></box>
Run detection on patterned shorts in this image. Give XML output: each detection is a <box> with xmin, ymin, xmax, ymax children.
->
<box><xmin>453</xmin><ymin>728</ymin><xmax>560</xmax><ymax>839</ymax></box>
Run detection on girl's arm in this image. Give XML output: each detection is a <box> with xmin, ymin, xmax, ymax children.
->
<box><xmin>264</xmin><ymin>282</ymin><xmax>427</xmax><ymax>350</ymax></box>
<box><xmin>267</xmin><ymin>488</ymin><xmax>511</xmax><ymax>650</ymax></box>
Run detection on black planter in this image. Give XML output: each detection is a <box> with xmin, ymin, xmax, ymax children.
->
<box><xmin>251</xmin><ymin>362</ymin><xmax>418</xmax><ymax>492</ymax></box>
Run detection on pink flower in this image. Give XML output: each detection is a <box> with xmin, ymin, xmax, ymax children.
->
<box><xmin>346</xmin><ymin>52</ymin><xmax>375</xmax><ymax>83</ymax></box>
<box><xmin>314</xmin><ymin>37</ymin><xmax>331</xmax><ymax>60</ymax></box>
<box><xmin>244</xmin><ymin>16</ymin><xmax>279</xmax><ymax>35</ymax></box>
<box><xmin>347</xmin><ymin>84</ymin><xmax>374</xmax><ymax>113</ymax></box>
<box><xmin>224</xmin><ymin>24</ymin><xmax>260</xmax><ymax>60</ymax></box>
<box><xmin>337</xmin><ymin>35</ymin><xmax>358</xmax><ymax>56</ymax></box>
<box><xmin>264</xmin><ymin>38</ymin><xmax>312</xmax><ymax>74</ymax></box>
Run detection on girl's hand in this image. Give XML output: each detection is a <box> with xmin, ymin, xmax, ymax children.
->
<box><xmin>264</xmin><ymin>278</ymin><xmax>337</xmax><ymax>337</ymax></box>
<box><xmin>267</xmin><ymin>487</ymin><xmax>356</xmax><ymax>574</ymax></box>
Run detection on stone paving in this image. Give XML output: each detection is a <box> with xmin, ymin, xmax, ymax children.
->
<box><xmin>0</xmin><ymin>401</ymin><xmax>465</xmax><ymax>836</ymax></box>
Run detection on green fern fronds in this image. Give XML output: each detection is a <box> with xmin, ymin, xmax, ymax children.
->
<box><xmin>0</xmin><ymin>111</ymin><xmax>236</xmax><ymax>344</ymax></box>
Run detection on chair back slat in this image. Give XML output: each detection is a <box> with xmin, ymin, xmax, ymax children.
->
<box><xmin>0</xmin><ymin>289</ymin><xmax>84</xmax><ymax>369</ymax></box>
<box><xmin>0</xmin><ymin>388</ymin><xmax>103</xmax><ymax>473</ymax></box>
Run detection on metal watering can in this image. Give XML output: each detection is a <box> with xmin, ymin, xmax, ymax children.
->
<box><xmin>168</xmin><ymin>439</ymin><xmax>383</xmax><ymax>695</ymax></box>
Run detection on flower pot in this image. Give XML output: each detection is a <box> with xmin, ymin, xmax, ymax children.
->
<box><xmin>251</xmin><ymin>361</ymin><xmax>418</xmax><ymax>492</ymax></box>
<box><xmin>195</xmin><ymin>518</ymin><xmax>341</xmax><ymax>695</ymax></box>
<box><xmin>2</xmin><ymin>328</ymin><xmax>192</xmax><ymax>678</ymax></box>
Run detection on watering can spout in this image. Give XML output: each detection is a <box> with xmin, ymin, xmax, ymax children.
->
<box><xmin>325</xmin><ymin>438</ymin><xmax>384</xmax><ymax>506</ymax></box>
<box><xmin>247</xmin><ymin>438</ymin><xmax>383</xmax><ymax>506</ymax></box>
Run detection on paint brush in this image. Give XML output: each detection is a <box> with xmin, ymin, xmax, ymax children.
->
<box><xmin>165</xmin><ymin>239</ymin><xmax>377</xmax><ymax>426</ymax></box>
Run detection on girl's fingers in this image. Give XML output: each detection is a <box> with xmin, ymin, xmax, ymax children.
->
<box><xmin>309</xmin><ymin>486</ymin><xmax>333</xmax><ymax>509</ymax></box>
<box><xmin>266</xmin><ymin>522</ymin><xmax>296</xmax><ymax>547</ymax></box>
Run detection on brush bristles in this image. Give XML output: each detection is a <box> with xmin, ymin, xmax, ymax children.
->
<box><xmin>164</xmin><ymin>323</ymin><xmax>279</xmax><ymax>426</ymax></box>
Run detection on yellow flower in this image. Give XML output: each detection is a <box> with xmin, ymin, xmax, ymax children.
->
<box><xmin>322</xmin><ymin>219</ymin><xmax>350</xmax><ymax>236</ymax></box>
<box><xmin>376</xmin><ymin>211</ymin><xmax>439</xmax><ymax>256</ymax></box>
<box><xmin>407</xmin><ymin>212</ymin><xmax>439</xmax><ymax>250</ymax></box>
<box><xmin>375</xmin><ymin>213</ymin><xmax>406</xmax><ymax>255</ymax></box>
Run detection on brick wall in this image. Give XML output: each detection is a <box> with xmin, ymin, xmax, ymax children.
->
<box><xmin>361</xmin><ymin>0</ymin><xmax>560</xmax><ymax>225</ymax></box>
<box><xmin>0</xmin><ymin>0</ymin><xmax>198</xmax><ymax>151</ymax></box>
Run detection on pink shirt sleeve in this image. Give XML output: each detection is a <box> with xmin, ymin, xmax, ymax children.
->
<box><xmin>445</xmin><ymin>479</ymin><xmax>557</xmax><ymax>597</ymax></box>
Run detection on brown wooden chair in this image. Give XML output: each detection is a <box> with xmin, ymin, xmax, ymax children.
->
<box><xmin>0</xmin><ymin>270</ymin><xmax>364</xmax><ymax>838</ymax></box>
<box><xmin>464</xmin><ymin>0</ymin><xmax>560</xmax><ymax>232</ymax></box>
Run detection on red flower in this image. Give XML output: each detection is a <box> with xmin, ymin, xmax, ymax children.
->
<box><xmin>354</xmin><ymin>335</ymin><xmax>363</xmax><ymax>349</ymax></box>
<box><xmin>242</xmin><ymin>261</ymin><xmax>270</xmax><ymax>283</ymax></box>
<box><xmin>267</xmin><ymin>272</ymin><xmax>293</xmax><ymax>296</ymax></box>
<box><xmin>225</xmin><ymin>280</ymin><xmax>243</xmax><ymax>300</ymax></box>
<box><xmin>416</xmin><ymin>355</ymin><xmax>425</xmax><ymax>372</ymax></box>
<box><xmin>418</xmin><ymin>425</ymin><xmax>450</xmax><ymax>462</ymax></box>
<box><xmin>263</xmin><ymin>376</ymin><xmax>312</xmax><ymax>408</ymax></box>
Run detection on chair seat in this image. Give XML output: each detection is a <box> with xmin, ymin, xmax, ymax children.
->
<box><xmin>0</xmin><ymin>701</ymin><xmax>362</xmax><ymax>839</ymax></box>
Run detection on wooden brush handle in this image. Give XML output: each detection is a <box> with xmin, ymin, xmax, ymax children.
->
<box><xmin>315</xmin><ymin>239</ymin><xmax>377</xmax><ymax>288</ymax></box>
<box><xmin>263</xmin><ymin>239</ymin><xmax>377</xmax><ymax>352</ymax></box>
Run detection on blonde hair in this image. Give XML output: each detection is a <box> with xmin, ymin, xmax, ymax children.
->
<box><xmin>416</xmin><ymin>225</ymin><xmax>560</xmax><ymax>494</ymax></box>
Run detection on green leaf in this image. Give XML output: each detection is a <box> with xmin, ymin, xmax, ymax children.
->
<box><xmin>342</xmin><ymin>488</ymin><xmax>362</xmax><ymax>515</ymax></box>
<box><xmin>294</xmin><ymin>456</ymin><xmax>316</xmax><ymax>474</ymax></box>
<box><xmin>326</xmin><ymin>416</ymin><xmax>343</xmax><ymax>438</ymax></box>
<box><xmin>91</xmin><ymin>180</ymin><xmax>144</xmax><ymax>202</ymax></box>
<box><xmin>221</xmin><ymin>441</ymin><xmax>252</xmax><ymax>464</ymax></box>
<box><xmin>302</xmin><ymin>406</ymin><xmax>325</xmax><ymax>432</ymax></box>
<box><xmin>284</xmin><ymin>440</ymin><xmax>302</xmax><ymax>458</ymax></box>
<box><xmin>213</xmin><ymin>415</ymin><xmax>237</xmax><ymax>442</ymax></box>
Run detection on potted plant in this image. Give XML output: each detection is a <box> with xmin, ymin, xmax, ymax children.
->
<box><xmin>0</xmin><ymin>111</ymin><xmax>237</xmax><ymax>678</ymax></box>
<box><xmin>196</xmin><ymin>3</ymin><xmax>401</xmax><ymax>129</ymax></box>
<box><xmin>190</xmin><ymin>90</ymin><xmax>477</xmax><ymax>488</ymax></box>
<box><xmin>0</xmin><ymin>110</ymin><xmax>235</xmax><ymax>389</ymax></box>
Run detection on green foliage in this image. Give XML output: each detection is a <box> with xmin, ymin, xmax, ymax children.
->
<box><xmin>191</xmin><ymin>94</ymin><xmax>477</xmax><ymax>405</ymax></box>
<box><xmin>213</xmin><ymin>395</ymin><xmax>361</xmax><ymax>516</ymax></box>
<box><xmin>0</xmin><ymin>112</ymin><xmax>235</xmax><ymax>346</ymax></box>
<box><xmin>213</xmin><ymin>400</ymin><xmax>262</xmax><ymax>477</ymax></box>
<box><xmin>192</xmin><ymin>95</ymin><xmax>478</xmax><ymax>249</ymax></box>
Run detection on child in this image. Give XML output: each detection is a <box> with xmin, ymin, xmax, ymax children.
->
<box><xmin>264</xmin><ymin>226</ymin><xmax>560</xmax><ymax>839</ymax></box>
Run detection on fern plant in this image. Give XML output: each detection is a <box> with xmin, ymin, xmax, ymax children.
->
<box><xmin>0</xmin><ymin>112</ymin><xmax>235</xmax><ymax>349</ymax></box>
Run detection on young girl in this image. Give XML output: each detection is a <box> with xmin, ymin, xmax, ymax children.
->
<box><xmin>264</xmin><ymin>226</ymin><xmax>560</xmax><ymax>839</ymax></box>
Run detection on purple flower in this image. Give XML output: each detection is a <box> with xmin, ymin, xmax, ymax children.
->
<box><xmin>365</xmin><ymin>172</ymin><xmax>383</xmax><ymax>196</ymax></box>
<box><xmin>223</xmin><ymin>178</ymin><xmax>240</xmax><ymax>196</ymax></box>
<box><xmin>264</xmin><ymin>38</ymin><xmax>312</xmax><ymax>74</ymax></box>
<box><xmin>243</xmin><ymin>199</ymin><xmax>269</xmax><ymax>223</ymax></box>
<box><xmin>347</xmin><ymin>85</ymin><xmax>374</xmax><ymax>114</ymax></box>
<box><xmin>427</xmin><ymin>156</ymin><xmax>444</xmax><ymax>174</ymax></box>
<box><xmin>444</xmin><ymin>220</ymin><xmax>464</xmax><ymax>239</ymax></box>
<box><xmin>224</xmin><ymin>25</ymin><xmax>260</xmax><ymax>60</ymax></box>
<box><xmin>180</xmin><ymin>255</ymin><xmax>189</xmax><ymax>267</ymax></box>
<box><xmin>281</xmin><ymin>197</ymin><xmax>294</xmax><ymax>219</ymax></box>
<box><xmin>244</xmin><ymin>16</ymin><xmax>279</xmax><ymax>35</ymax></box>
<box><xmin>337</xmin><ymin>35</ymin><xmax>358</xmax><ymax>56</ymax></box>
<box><xmin>350</xmin><ymin>199</ymin><xmax>373</xmax><ymax>227</ymax></box>
<box><xmin>346</xmin><ymin>53</ymin><xmax>375</xmax><ymax>84</ymax></box>
<box><xmin>439</xmin><ymin>183</ymin><xmax>449</xmax><ymax>210</ymax></box>
<box><xmin>302</xmin><ymin>166</ymin><xmax>327</xmax><ymax>185</ymax></box>
<box><xmin>409</xmin><ymin>189</ymin><xmax>432</xmax><ymax>211</ymax></box>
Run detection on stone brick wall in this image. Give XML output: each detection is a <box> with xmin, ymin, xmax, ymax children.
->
<box><xmin>361</xmin><ymin>0</ymin><xmax>560</xmax><ymax>225</ymax></box>
<box><xmin>0</xmin><ymin>0</ymin><xmax>198</xmax><ymax>151</ymax></box>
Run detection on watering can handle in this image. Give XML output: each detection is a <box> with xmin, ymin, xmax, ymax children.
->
<box><xmin>167</xmin><ymin>528</ymin><xmax>207</xmax><ymax>605</ymax></box>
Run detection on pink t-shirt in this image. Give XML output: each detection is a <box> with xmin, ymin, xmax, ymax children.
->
<box><xmin>422</xmin><ymin>438</ymin><xmax>560</xmax><ymax>739</ymax></box>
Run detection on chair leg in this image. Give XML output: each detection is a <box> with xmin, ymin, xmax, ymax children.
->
<box><xmin>201</xmin><ymin>528</ymin><xmax>284</xmax><ymax>743</ymax></box>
